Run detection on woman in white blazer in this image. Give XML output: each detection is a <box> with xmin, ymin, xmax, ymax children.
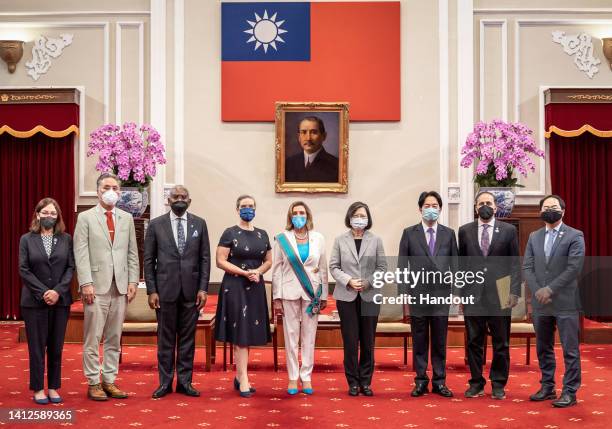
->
<box><xmin>329</xmin><ymin>202</ymin><xmax>387</xmax><ymax>397</ymax></box>
<box><xmin>272</xmin><ymin>201</ymin><xmax>328</xmax><ymax>395</ymax></box>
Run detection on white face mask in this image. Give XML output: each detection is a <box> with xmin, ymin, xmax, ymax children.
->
<box><xmin>101</xmin><ymin>190</ymin><xmax>120</xmax><ymax>206</ymax></box>
<box><xmin>350</xmin><ymin>217</ymin><xmax>368</xmax><ymax>230</ymax></box>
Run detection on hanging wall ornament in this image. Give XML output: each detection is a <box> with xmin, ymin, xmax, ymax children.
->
<box><xmin>552</xmin><ymin>31</ymin><xmax>601</xmax><ymax>79</ymax></box>
<box><xmin>25</xmin><ymin>34</ymin><xmax>74</xmax><ymax>81</ymax></box>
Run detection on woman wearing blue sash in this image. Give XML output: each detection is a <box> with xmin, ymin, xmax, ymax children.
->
<box><xmin>215</xmin><ymin>195</ymin><xmax>272</xmax><ymax>397</ymax></box>
<box><xmin>329</xmin><ymin>202</ymin><xmax>387</xmax><ymax>396</ymax></box>
<box><xmin>272</xmin><ymin>201</ymin><xmax>328</xmax><ymax>395</ymax></box>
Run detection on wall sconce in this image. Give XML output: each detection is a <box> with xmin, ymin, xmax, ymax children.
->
<box><xmin>603</xmin><ymin>38</ymin><xmax>612</xmax><ymax>71</ymax></box>
<box><xmin>0</xmin><ymin>40</ymin><xmax>24</xmax><ymax>73</ymax></box>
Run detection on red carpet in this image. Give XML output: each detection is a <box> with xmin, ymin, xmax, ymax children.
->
<box><xmin>0</xmin><ymin>322</ymin><xmax>610</xmax><ymax>429</ymax></box>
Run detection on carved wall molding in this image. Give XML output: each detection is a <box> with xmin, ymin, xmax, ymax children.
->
<box><xmin>552</xmin><ymin>30</ymin><xmax>600</xmax><ymax>79</ymax></box>
<box><xmin>25</xmin><ymin>33</ymin><xmax>74</xmax><ymax>81</ymax></box>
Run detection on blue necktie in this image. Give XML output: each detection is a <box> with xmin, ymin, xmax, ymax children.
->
<box><xmin>177</xmin><ymin>218</ymin><xmax>186</xmax><ymax>255</ymax></box>
<box><xmin>545</xmin><ymin>229</ymin><xmax>556</xmax><ymax>263</ymax></box>
<box><xmin>427</xmin><ymin>227</ymin><xmax>435</xmax><ymax>256</ymax></box>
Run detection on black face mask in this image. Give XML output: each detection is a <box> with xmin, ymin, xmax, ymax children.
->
<box><xmin>40</xmin><ymin>217</ymin><xmax>57</xmax><ymax>230</ymax></box>
<box><xmin>541</xmin><ymin>209</ymin><xmax>563</xmax><ymax>224</ymax></box>
<box><xmin>477</xmin><ymin>205</ymin><xmax>494</xmax><ymax>220</ymax></box>
<box><xmin>171</xmin><ymin>201</ymin><xmax>189</xmax><ymax>217</ymax></box>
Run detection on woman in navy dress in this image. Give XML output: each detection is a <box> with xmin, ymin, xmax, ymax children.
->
<box><xmin>215</xmin><ymin>195</ymin><xmax>272</xmax><ymax>397</ymax></box>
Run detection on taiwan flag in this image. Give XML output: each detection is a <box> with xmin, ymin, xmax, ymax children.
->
<box><xmin>221</xmin><ymin>1</ymin><xmax>401</xmax><ymax>122</ymax></box>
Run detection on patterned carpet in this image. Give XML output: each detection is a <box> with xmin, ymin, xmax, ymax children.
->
<box><xmin>0</xmin><ymin>322</ymin><xmax>610</xmax><ymax>429</ymax></box>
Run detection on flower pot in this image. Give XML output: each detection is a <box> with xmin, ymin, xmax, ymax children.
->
<box><xmin>116</xmin><ymin>187</ymin><xmax>149</xmax><ymax>218</ymax></box>
<box><xmin>479</xmin><ymin>187</ymin><xmax>515</xmax><ymax>218</ymax></box>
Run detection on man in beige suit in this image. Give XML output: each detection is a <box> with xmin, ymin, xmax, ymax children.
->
<box><xmin>74</xmin><ymin>173</ymin><xmax>139</xmax><ymax>401</ymax></box>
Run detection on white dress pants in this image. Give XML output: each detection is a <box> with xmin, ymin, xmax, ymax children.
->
<box><xmin>282</xmin><ymin>298</ymin><xmax>319</xmax><ymax>382</ymax></box>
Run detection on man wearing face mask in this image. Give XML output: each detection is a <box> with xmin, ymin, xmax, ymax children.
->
<box><xmin>398</xmin><ymin>191</ymin><xmax>458</xmax><ymax>398</ymax></box>
<box><xmin>73</xmin><ymin>173</ymin><xmax>139</xmax><ymax>401</ymax></box>
<box><xmin>523</xmin><ymin>195</ymin><xmax>585</xmax><ymax>408</ymax></box>
<box><xmin>458</xmin><ymin>191</ymin><xmax>520</xmax><ymax>400</ymax></box>
<box><xmin>143</xmin><ymin>185</ymin><xmax>210</xmax><ymax>399</ymax></box>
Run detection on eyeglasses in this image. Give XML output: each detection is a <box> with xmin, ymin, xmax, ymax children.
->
<box><xmin>40</xmin><ymin>211</ymin><xmax>58</xmax><ymax>217</ymax></box>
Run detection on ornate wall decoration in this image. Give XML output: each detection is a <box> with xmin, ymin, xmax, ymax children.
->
<box><xmin>551</xmin><ymin>31</ymin><xmax>600</xmax><ymax>79</ymax></box>
<box><xmin>25</xmin><ymin>34</ymin><xmax>74</xmax><ymax>81</ymax></box>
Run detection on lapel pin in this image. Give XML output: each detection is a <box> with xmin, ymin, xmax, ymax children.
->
<box><xmin>193</xmin><ymin>230</ymin><xmax>198</xmax><ymax>238</ymax></box>
<box><xmin>559</xmin><ymin>231</ymin><xmax>564</xmax><ymax>236</ymax></box>
<box><xmin>495</xmin><ymin>228</ymin><xmax>500</xmax><ymax>233</ymax></box>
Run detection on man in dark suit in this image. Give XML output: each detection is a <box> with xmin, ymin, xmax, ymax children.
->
<box><xmin>458</xmin><ymin>191</ymin><xmax>520</xmax><ymax>400</ymax></box>
<box><xmin>523</xmin><ymin>195</ymin><xmax>585</xmax><ymax>408</ymax></box>
<box><xmin>398</xmin><ymin>191</ymin><xmax>457</xmax><ymax>398</ymax></box>
<box><xmin>144</xmin><ymin>185</ymin><xmax>211</xmax><ymax>398</ymax></box>
<box><xmin>284</xmin><ymin>116</ymin><xmax>339</xmax><ymax>183</ymax></box>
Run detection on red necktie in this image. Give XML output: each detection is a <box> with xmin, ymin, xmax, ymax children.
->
<box><xmin>105</xmin><ymin>211</ymin><xmax>115</xmax><ymax>243</ymax></box>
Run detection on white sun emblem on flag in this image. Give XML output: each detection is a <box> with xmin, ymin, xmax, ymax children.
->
<box><xmin>243</xmin><ymin>10</ymin><xmax>287</xmax><ymax>53</ymax></box>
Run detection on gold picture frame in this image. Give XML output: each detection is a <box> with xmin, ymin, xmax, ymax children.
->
<box><xmin>275</xmin><ymin>102</ymin><xmax>349</xmax><ymax>193</ymax></box>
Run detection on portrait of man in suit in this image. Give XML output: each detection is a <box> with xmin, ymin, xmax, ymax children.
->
<box><xmin>284</xmin><ymin>115</ymin><xmax>339</xmax><ymax>183</ymax></box>
<box><xmin>276</xmin><ymin>104</ymin><xmax>348</xmax><ymax>193</ymax></box>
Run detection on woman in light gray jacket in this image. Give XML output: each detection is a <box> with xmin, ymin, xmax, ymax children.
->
<box><xmin>329</xmin><ymin>202</ymin><xmax>387</xmax><ymax>397</ymax></box>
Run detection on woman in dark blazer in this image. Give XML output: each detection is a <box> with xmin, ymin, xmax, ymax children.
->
<box><xmin>19</xmin><ymin>198</ymin><xmax>74</xmax><ymax>404</ymax></box>
<box><xmin>329</xmin><ymin>202</ymin><xmax>387</xmax><ymax>396</ymax></box>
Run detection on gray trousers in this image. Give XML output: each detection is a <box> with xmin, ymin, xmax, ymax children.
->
<box><xmin>83</xmin><ymin>282</ymin><xmax>127</xmax><ymax>385</ymax></box>
<box><xmin>533</xmin><ymin>313</ymin><xmax>581</xmax><ymax>394</ymax></box>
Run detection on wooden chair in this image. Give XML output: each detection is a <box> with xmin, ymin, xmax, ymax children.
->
<box><xmin>375</xmin><ymin>282</ymin><xmax>411</xmax><ymax>365</ymax></box>
<box><xmin>120</xmin><ymin>283</ymin><xmax>157</xmax><ymax>363</ymax></box>
<box><xmin>482</xmin><ymin>282</ymin><xmax>536</xmax><ymax>365</ymax></box>
<box><xmin>222</xmin><ymin>281</ymin><xmax>279</xmax><ymax>371</ymax></box>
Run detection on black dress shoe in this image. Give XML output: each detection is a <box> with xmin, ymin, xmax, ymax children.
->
<box><xmin>552</xmin><ymin>393</ymin><xmax>577</xmax><ymax>408</ymax></box>
<box><xmin>152</xmin><ymin>385</ymin><xmax>172</xmax><ymax>399</ymax></box>
<box><xmin>464</xmin><ymin>385</ymin><xmax>485</xmax><ymax>398</ymax></box>
<box><xmin>360</xmin><ymin>386</ymin><xmax>374</xmax><ymax>397</ymax></box>
<box><xmin>348</xmin><ymin>386</ymin><xmax>359</xmax><ymax>396</ymax></box>
<box><xmin>176</xmin><ymin>384</ymin><xmax>200</xmax><ymax>397</ymax></box>
<box><xmin>234</xmin><ymin>378</ymin><xmax>256</xmax><ymax>393</ymax></box>
<box><xmin>411</xmin><ymin>384</ymin><xmax>429</xmax><ymax>397</ymax></box>
<box><xmin>529</xmin><ymin>388</ymin><xmax>557</xmax><ymax>401</ymax></box>
<box><xmin>432</xmin><ymin>385</ymin><xmax>453</xmax><ymax>398</ymax></box>
<box><xmin>491</xmin><ymin>386</ymin><xmax>506</xmax><ymax>400</ymax></box>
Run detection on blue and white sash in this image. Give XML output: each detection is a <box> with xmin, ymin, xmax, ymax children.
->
<box><xmin>276</xmin><ymin>232</ymin><xmax>322</xmax><ymax>316</ymax></box>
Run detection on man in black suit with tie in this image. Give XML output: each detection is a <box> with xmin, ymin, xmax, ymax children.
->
<box><xmin>523</xmin><ymin>195</ymin><xmax>585</xmax><ymax>408</ymax></box>
<box><xmin>144</xmin><ymin>185</ymin><xmax>211</xmax><ymax>398</ymax></box>
<box><xmin>284</xmin><ymin>116</ymin><xmax>339</xmax><ymax>183</ymax></box>
<box><xmin>398</xmin><ymin>191</ymin><xmax>457</xmax><ymax>398</ymax></box>
<box><xmin>458</xmin><ymin>191</ymin><xmax>520</xmax><ymax>400</ymax></box>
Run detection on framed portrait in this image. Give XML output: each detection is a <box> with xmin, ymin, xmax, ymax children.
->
<box><xmin>275</xmin><ymin>102</ymin><xmax>349</xmax><ymax>193</ymax></box>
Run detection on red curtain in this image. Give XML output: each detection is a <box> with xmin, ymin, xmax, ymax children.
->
<box><xmin>549</xmin><ymin>133</ymin><xmax>612</xmax><ymax>319</ymax></box>
<box><xmin>0</xmin><ymin>133</ymin><xmax>75</xmax><ymax>320</ymax></box>
<box><xmin>545</xmin><ymin>103</ymin><xmax>612</xmax><ymax>133</ymax></box>
<box><xmin>0</xmin><ymin>103</ymin><xmax>79</xmax><ymax>132</ymax></box>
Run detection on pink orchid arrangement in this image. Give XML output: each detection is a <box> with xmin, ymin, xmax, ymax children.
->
<box><xmin>460</xmin><ymin>119</ymin><xmax>545</xmax><ymax>187</ymax></box>
<box><xmin>87</xmin><ymin>122</ymin><xmax>166</xmax><ymax>188</ymax></box>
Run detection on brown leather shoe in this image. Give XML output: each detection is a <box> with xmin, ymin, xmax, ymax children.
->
<box><xmin>87</xmin><ymin>384</ymin><xmax>109</xmax><ymax>401</ymax></box>
<box><xmin>101</xmin><ymin>382</ymin><xmax>128</xmax><ymax>399</ymax></box>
